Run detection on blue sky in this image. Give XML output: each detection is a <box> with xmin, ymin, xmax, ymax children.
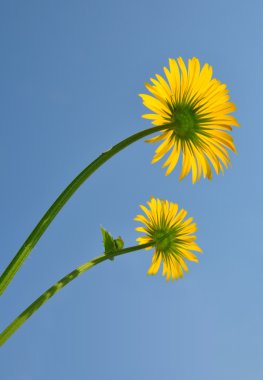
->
<box><xmin>0</xmin><ymin>0</ymin><xmax>262</xmax><ymax>379</ymax></box>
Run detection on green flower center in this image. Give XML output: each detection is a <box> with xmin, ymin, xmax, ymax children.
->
<box><xmin>170</xmin><ymin>104</ymin><xmax>198</xmax><ymax>140</ymax></box>
<box><xmin>154</xmin><ymin>229</ymin><xmax>174</xmax><ymax>252</ymax></box>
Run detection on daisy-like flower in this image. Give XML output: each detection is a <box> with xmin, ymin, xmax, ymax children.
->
<box><xmin>140</xmin><ymin>57</ymin><xmax>239</xmax><ymax>182</ymax></box>
<box><xmin>135</xmin><ymin>197</ymin><xmax>202</xmax><ymax>281</ymax></box>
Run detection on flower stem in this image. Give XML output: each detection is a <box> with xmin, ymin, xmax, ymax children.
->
<box><xmin>0</xmin><ymin>125</ymin><xmax>167</xmax><ymax>296</ymax></box>
<box><xmin>0</xmin><ymin>242</ymin><xmax>152</xmax><ymax>346</ymax></box>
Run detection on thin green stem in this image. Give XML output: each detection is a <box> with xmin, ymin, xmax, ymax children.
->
<box><xmin>0</xmin><ymin>124</ymin><xmax>169</xmax><ymax>296</ymax></box>
<box><xmin>0</xmin><ymin>242</ymin><xmax>152</xmax><ymax>347</ymax></box>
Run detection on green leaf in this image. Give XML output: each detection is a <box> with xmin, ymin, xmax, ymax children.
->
<box><xmin>114</xmin><ymin>236</ymin><xmax>124</xmax><ymax>250</ymax></box>
<box><xmin>100</xmin><ymin>226</ymin><xmax>115</xmax><ymax>252</ymax></box>
<box><xmin>100</xmin><ymin>227</ymin><xmax>124</xmax><ymax>261</ymax></box>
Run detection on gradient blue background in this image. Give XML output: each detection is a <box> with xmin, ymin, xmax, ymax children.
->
<box><xmin>0</xmin><ymin>1</ymin><xmax>262</xmax><ymax>379</ymax></box>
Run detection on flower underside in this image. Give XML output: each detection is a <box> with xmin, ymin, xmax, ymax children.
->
<box><xmin>135</xmin><ymin>197</ymin><xmax>202</xmax><ymax>281</ymax></box>
<box><xmin>171</xmin><ymin>104</ymin><xmax>198</xmax><ymax>140</ymax></box>
<box><xmin>166</xmin><ymin>101</ymin><xmax>211</xmax><ymax>143</ymax></box>
<box><xmin>140</xmin><ymin>57</ymin><xmax>239</xmax><ymax>182</ymax></box>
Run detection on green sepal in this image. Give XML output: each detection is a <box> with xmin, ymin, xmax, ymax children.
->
<box><xmin>100</xmin><ymin>227</ymin><xmax>124</xmax><ymax>261</ymax></box>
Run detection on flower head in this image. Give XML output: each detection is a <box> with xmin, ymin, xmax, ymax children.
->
<box><xmin>140</xmin><ymin>57</ymin><xmax>239</xmax><ymax>182</ymax></box>
<box><xmin>135</xmin><ymin>197</ymin><xmax>202</xmax><ymax>281</ymax></box>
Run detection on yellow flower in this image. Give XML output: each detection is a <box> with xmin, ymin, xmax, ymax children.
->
<box><xmin>140</xmin><ymin>57</ymin><xmax>239</xmax><ymax>182</ymax></box>
<box><xmin>135</xmin><ymin>197</ymin><xmax>202</xmax><ymax>281</ymax></box>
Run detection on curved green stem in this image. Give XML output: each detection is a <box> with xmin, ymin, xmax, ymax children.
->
<box><xmin>0</xmin><ymin>124</ymin><xmax>168</xmax><ymax>296</ymax></box>
<box><xmin>0</xmin><ymin>242</ymin><xmax>152</xmax><ymax>346</ymax></box>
